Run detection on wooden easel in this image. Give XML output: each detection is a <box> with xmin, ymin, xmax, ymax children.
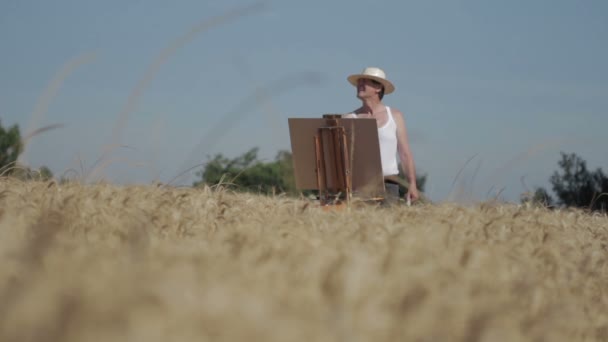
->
<box><xmin>314</xmin><ymin>115</ymin><xmax>352</xmax><ymax>206</ymax></box>
<box><xmin>288</xmin><ymin>116</ymin><xmax>386</xmax><ymax>208</ymax></box>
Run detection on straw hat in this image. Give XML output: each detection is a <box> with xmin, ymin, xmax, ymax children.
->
<box><xmin>347</xmin><ymin>67</ymin><xmax>395</xmax><ymax>95</ymax></box>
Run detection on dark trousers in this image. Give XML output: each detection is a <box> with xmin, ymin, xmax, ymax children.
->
<box><xmin>383</xmin><ymin>181</ymin><xmax>400</xmax><ymax>206</ymax></box>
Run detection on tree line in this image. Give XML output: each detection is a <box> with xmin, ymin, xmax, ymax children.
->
<box><xmin>194</xmin><ymin>148</ymin><xmax>607</xmax><ymax>212</ymax></box>
<box><xmin>2</xmin><ymin>120</ymin><xmax>606</xmax><ymax>212</ymax></box>
<box><xmin>192</xmin><ymin>147</ymin><xmax>428</xmax><ymax>198</ymax></box>
<box><xmin>521</xmin><ymin>152</ymin><xmax>608</xmax><ymax>212</ymax></box>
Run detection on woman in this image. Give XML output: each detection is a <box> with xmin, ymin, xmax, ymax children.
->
<box><xmin>342</xmin><ymin>67</ymin><xmax>419</xmax><ymax>204</ymax></box>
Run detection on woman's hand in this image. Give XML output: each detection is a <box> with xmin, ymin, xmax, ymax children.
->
<box><xmin>407</xmin><ymin>185</ymin><xmax>420</xmax><ymax>204</ymax></box>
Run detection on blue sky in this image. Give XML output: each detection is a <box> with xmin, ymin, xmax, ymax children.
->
<box><xmin>1</xmin><ymin>0</ymin><xmax>607</xmax><ymax>203</ymax></box>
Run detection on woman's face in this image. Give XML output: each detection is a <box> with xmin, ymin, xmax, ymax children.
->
<box><xmin>357</xmin><ymin>78</ymin><xmax>383</xmax><ymax>99</ymax></box>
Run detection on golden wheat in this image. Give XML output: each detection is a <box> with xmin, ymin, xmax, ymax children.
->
<box><xmin>0</xmin><ymin>177</ymin><xmax>607</xmax><ymax>341</ymax></box>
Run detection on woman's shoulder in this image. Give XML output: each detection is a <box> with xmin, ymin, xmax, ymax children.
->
<box><xmin>386</xmin><ymin>106</ymin><xmax>401</xmax><ymax>114</ymax></box>
<box><xmin>342</xmin><ymin>109</ymin><xmax>360</xmax><ymax>118</ymax></box>
<box><xmin>387</xmin><ymin>106</ymin><xmax>404</xmax><ymax>118</ymax></box>
<box><xmin>342</xmin><ymin>107</ymin><xmax>363</xmax><ymax>118</ymax></box>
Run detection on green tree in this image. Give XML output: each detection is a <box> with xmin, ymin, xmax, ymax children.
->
<box><xmin>1</xmin><ymin>120</ymin><xmax>54</xmax><ymax>180</ymax></box>
<box><xmin>0</xmin><ymin>120</ymin><xmax>24</xmax><ymax>174</ymax></box>
<box><xmin>11</xmin><ymin>164</ymin><xmax>54</xmax><ymax>181</ymax></box>
<box><xmin>39</xmin><ymin>166</ymin><xmax>53</xmax><ymax>180</ymax></box>
<box><xmin>194</xmin><ymin>148</ymin><xmax>297</xmax><ymax>195</ymax></box>
<box><xmin>521</xmin><ymin>187</ymin><xmax>554</xmax><ymax>207</ymax></box>
<box><xmin>549</xmin><ymin>152</ymin><xmax>608</xmax><ymax>212</ymax></box>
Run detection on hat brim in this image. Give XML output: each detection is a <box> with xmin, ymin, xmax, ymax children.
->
<box><xmin>347</xmin><ymin>74</ymin><xmax>395</xmax><ymax>95</ymax></box>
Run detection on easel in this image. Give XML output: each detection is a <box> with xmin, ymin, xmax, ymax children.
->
<box><xmin>314</xmin><ymin>114</ymin><xmax>352</xmax><ymax>206</ymax></box>
<box><xmin>288</xmin><ymin>116</ymin><xmax>386</xmax><ymax>209</ymax></box>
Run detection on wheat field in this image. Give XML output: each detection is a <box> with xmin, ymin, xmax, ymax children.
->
<box><xmin>0</xmin><ymin>177</ymin><xmax>607</xmax><ymax>342</ymax></box>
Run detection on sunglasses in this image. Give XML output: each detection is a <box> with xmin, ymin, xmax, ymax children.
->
<box><xmin>360</xmin><ymin>78</ymin><xmax>382</xmax><ymax>86</ymax></box>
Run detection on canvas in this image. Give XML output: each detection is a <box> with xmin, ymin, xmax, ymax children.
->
<box><xmin>288</xmin><ymin>117</ymin><xmax>385</xmax><ymax>199</ymax></box>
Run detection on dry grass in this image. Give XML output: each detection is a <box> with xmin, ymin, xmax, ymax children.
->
<box><xmin>0</xmin><ymin>177</ymin><xmax>607</xmax><ymax>342</ymax></box>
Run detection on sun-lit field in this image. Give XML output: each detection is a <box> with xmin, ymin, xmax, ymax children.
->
<box><xmin>0</xmin><ymin>177</ymin><xmax>607</xmax><ymax>341</ymax></box>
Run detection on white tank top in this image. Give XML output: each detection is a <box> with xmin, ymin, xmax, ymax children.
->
<box><xmin>344</xmin><ymin>107</ymin><xmax>399</xmax><ymax>176</ymax></box>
